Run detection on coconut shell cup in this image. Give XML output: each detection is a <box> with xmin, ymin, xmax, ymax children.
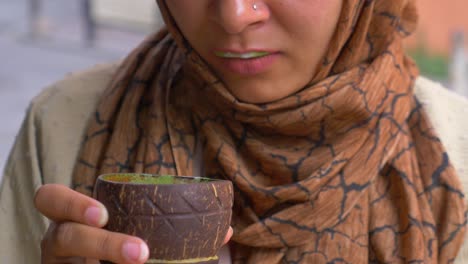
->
<box><xmin>94</xmin><ymin>174</ymin><xmax>234</xmax><ymax>264</ymax></box>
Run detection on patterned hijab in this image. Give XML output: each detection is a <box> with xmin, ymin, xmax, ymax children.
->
<box><xmin>73</xmin><ymin>0</ymin><xmax>466</xmax><ymax>262</ymax></box>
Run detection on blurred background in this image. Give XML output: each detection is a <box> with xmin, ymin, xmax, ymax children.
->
<box><xmin>0</xmin><ymin>0</ymin><xmax>467</xmax><ymax>174</ymax></box>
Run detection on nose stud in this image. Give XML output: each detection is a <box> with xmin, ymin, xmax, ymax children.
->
<box><xmin>253</xmin><ymin>3</ymin><xmax>258</xmax><ymax>11</ymax></box>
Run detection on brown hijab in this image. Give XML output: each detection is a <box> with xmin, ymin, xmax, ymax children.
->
<box><xmin>72</xmin><ymin>0</ymin><xmax>466</xmax><ymax>262</ymax></box>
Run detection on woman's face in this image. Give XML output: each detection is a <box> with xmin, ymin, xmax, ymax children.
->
<box><xmin>166</xmin><ymin>0</ymin><xmax>342</xmax><ymax>103</ymax></box>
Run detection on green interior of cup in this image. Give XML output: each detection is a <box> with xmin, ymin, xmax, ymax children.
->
<box><xmin>101</xmin><ymin>174</ymin><xmax>213</xmax><ymax>185</ymax></box>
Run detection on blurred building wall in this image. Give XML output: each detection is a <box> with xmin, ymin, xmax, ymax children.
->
<box><xmin>92</xmin><ymin>0</ymin><xmax>163</xmax><ymax>30</ymax></box>
<box><xmin>407</xmin><ymin>0</ymin><xmax>468</xmax><ymax>55</ymax></box>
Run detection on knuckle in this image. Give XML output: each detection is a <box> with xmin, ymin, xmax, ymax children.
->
<box><xmin>41</xmin><ymin>223</ymin><xmax>55</xmax><ymax>251</ymax></box>
<box><xmin>95</xmin><ymin>232</ymin><xmax>113</xmax><ymax>257</ymax></box>
<box><xmin>62</xmin><ymin>194</ymin><xmax>75</xmax><ymax>219</ymax></box>
<box><xmin>54</xmin><ymin>222</ymin><xmax>75</xmax><ymax>251</ymax></box>
<box><xmin>41</xmin><ymin>222</ymin><xmax>65</xmax><ymax>258</ymax></box>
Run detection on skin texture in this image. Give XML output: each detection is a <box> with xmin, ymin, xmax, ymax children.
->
<box><xmin>166</xmin><ymin>0</ymin><xmax>343</xmax><ymax>103</ymax></box>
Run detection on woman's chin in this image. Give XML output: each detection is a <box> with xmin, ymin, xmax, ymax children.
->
<box><xmin>225</xmin><ymin>78</ymin><xmax>305</xmax><ymax>104</ymax></box>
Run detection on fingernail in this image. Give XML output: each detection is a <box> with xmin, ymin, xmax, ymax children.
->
<box><xmin>224</xmin><ymin>226</ymin><xmax>233</xmax><ymax>244</ymax></box>
<box><xmin>123</xmin><ymin>242</ymin><xmax>149</xmax><ymax>262</ymax></box>
<box><xmin>84</xmin><ymin>205</ymin><xmax>108</xmax><ymax>226</ymax></box>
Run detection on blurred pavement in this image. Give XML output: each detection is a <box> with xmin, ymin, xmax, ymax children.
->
<box><xmin>0</xmin><ymin>0</ymin><xmax>152</xmax><ymax>175</ymax></box>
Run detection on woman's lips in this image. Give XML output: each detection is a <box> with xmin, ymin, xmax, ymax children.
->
<box><xmin>214</xmin><ymin>51</ymin><xmax>280</xmax><ymax>76</ymax></box>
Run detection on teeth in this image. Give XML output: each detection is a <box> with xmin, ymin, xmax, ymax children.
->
<box><xmin>215</xmin><ymin>51</ymin><xmax>270</xmax><ymax>59</ymax></box>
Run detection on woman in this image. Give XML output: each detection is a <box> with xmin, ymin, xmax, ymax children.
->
<box><xmin>1</xmin><ymin>0</ymin><xmax>467</xmax><ymax>263</ymax></box>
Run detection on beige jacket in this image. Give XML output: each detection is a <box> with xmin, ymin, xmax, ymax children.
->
<box><xmin>1</xmin><ymin>63</ymin><xmax>468</xmax><ymax>263</ymax></box>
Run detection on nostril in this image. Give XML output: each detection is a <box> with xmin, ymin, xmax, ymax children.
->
<box><xmin>210</xmin><ymin>0</ymin><xmax>270</xmax><ymax>35</ymax></box>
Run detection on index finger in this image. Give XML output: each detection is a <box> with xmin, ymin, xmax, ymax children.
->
<box><xmin>34</xmin><ymin>184</ymin><xmax>108</xmax><ymax>227</ymax></box>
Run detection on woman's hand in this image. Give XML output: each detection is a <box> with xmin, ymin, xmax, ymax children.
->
<box><xmin>34</xmin><ymin>184</ymin><xmax>233</xmax><ymax>264</ymax></box>
<box><xmin>34</xmin><ymin>184</ymin><xmax>149</xmax><ymax>263</ymax></box>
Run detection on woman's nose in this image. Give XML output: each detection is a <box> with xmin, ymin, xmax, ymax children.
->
<box><xmin>210</xmin><ymin>0</ymin><xmax>270</xmax><ymax>35</ymax></box>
